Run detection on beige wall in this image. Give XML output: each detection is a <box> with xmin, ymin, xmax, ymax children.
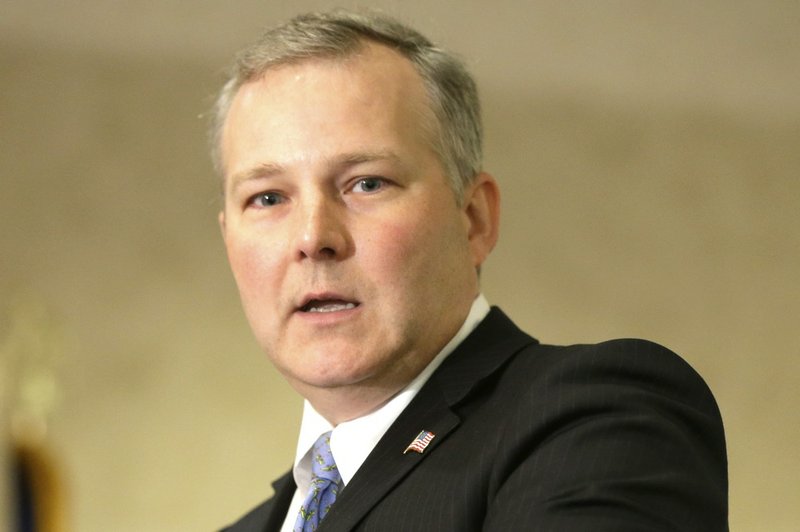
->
<box><xmin>1</xmin><ymin>2</ymin><xmax>798</xmax><ymax>531</ymax></box>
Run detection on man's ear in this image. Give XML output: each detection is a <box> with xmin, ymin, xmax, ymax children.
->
<box><xmin>218</xmin><ymin>210</ymin><xmax>227</xmax><ymax>242</ymax></box>
<box><xmin>462</xmin><ymin>172</ymin><xmax>500</xmax><ymax>268</ymax></box>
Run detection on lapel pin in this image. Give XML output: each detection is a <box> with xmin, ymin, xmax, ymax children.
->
<box><xmin>403</xmin><ymin>430</ymin><xmax>436</xmax><ymax>454</ymax></box>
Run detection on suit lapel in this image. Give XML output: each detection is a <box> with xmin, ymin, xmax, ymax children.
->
<box><xmin>434</xmin><ymin>307</ymin><xmax>538</xmax><ymax>406</ymax></box>
<box><xmin>320</xmin><ymin>381</ymin><xmax>459</xmax><ymax>531</ymax></box>
<box><xmin>224</xmin><ymin>470</ymin><xmax>295</xmax><ymax>532</ymax></box>
<box><xmin>319</xmin><ymin>308</ymin><xmax>537</xmax><ymax>530</ymax></box>
<box><xmin>263</xmin><ymin>471</ymin><xmax>296</xmax><ymax>532</ymax></box>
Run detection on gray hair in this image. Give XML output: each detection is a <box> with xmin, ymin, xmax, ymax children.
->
<box><xmin>211</xmin><ymin>9</ymin><xmax>483</xmax><ymax>201</ymax></box>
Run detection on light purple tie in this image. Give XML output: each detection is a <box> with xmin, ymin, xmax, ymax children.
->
<box><xmin>294</xmin><ymin>431</ymin><xmax>342</xmax><ymax>531</ymax></box>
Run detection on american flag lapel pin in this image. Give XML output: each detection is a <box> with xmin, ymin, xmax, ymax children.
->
<box><xmin>403</xmin><ymin>430</ymin><xmax>436</xmax><ymax>454</ymax></box>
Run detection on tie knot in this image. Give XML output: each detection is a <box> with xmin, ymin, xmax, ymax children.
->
<box><xmin>311</xmin><ymin>431</ymin><xmax>340</xmax><ymax>483</ymax></box>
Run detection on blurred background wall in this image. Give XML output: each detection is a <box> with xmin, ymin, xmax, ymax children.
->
<box><xmin>1</xmin><ymin>1</ymin><xmax>798</xmax><ymax>530</ymax></box>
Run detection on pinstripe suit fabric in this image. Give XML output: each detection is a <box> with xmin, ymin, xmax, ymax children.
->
<box><xmin>223</xmin><ymin>308</ymin><xmax>728</xmax><ymax>531</ymax></box>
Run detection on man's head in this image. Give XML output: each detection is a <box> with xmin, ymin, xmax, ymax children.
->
<box><xmin>212</xmin><ymin>9</ymin><xmax>482</xmax><ymax>202</ymax></box>
<box><xmin>216</xmin><ymin>10</ymin><xmax>499</xmax><ymax>423</ymax></box>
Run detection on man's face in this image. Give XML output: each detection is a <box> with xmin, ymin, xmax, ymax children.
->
<box><xmin>219</xmin><ymin>43</ymin><xmax>495</xmax><ymax>414</ymax></box>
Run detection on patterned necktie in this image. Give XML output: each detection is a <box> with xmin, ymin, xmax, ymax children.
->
<box><xmin>294</xmin><ymin>431</ymin><xmax>342</xmax><ymax>532</ymax></box>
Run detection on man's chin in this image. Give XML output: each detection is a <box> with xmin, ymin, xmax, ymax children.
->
<box><xmin>287</xmin><ymin>367</ymin><xmax>375</xmax><ymax>391</ymax></box>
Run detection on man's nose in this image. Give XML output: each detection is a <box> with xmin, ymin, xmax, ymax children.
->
<box><xmin>295</xmin><ymin>196</ymin><xmax>351</xmax><ymax>261</ymax></box>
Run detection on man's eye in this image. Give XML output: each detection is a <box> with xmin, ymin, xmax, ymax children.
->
<box><xmin>351</xmin><ymin>177</ymin><xmax>385</xmax><ymax>194</ymax></box>
<box><xmin>249</xmin><ymin>192</ymin><xmax>284</xmax><ymax>207</ymax></box>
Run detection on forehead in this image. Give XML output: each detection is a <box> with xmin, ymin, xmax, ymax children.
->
<box><xmin>220</xmin><ymin>43</ymin><xmax>438</xmax><ymax>178</ymax></box>
<box><xmin>221</xmin><ymin>44</ymin><xmax>436</xmax><ymax>183</ymax></box>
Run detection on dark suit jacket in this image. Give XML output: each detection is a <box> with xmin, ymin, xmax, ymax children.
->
<box><xmin>223</xmin><ymin>308</ymin><xmax>728</xmax><ymax>531</ymax></box>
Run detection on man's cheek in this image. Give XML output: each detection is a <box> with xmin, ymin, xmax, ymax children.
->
<box><xmin>367</xmin><ymin>223</ymin><xmax>420</xmax><ymax>272</ymax></box>
<box><xmin>229</xmin><ymin>244</ymin><xmax>278</xmax><ymax>300</ymax></box>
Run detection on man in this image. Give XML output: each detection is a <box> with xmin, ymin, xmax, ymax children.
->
<box><xmin>215</xmin><ymin>10</ymin><xmax>727</xmax><ymax>532</ymax></box>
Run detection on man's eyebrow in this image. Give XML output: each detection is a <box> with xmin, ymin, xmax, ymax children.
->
<box><xmin>335</xmin><ymin>150</ymin><xmax>403</xmax><ymax>167</ymax></box>
<box><xmin>228</xmin><ymin>162</ymin><xmax>285</xmax><ymax>191</ymax></box>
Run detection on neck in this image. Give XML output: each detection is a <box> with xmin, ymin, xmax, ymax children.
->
<box><xmin>300</xmin><ymin>384</ymin><xmax>402</xmax><ymax>426</ymax></box>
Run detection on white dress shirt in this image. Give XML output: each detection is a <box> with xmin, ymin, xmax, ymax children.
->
<box><xmin>280</xmin><ymin>295</ymin><xmax>490</xmax><ymax>532</ymax></box>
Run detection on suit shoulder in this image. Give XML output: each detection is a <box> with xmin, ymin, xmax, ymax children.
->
<box><xmin>479</xmin><ymin>336</ymin><xmax>728</xmax><ymax>529</ymax></box>
<box><xmin>220</xmin><ymin>497</ymin><xmax>273</xmax><ymax>532</ymax></box>
<box><xmin>507</xmin><ymin>337</ymin><xmax>721</xmax><ymax>417</ymax></box>
<box><xmin>517</xmin><ymin>337</ymin><xmax>707</xmax><ymax>382</ymax></box>
<box><xmin>525</xmin><ymin>336</ymin><xmax>687</xmax><ymax>365</ymax></box>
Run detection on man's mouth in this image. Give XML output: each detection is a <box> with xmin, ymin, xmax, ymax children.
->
<box><xmin>299</xmin><ymin>299</ymin><xmax>359</xmax><ymax>313</ymax></box>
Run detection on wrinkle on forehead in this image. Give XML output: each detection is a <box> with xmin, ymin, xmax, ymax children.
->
<box><xmin>220</xmin><ymin>41</ymin><xmax>441</xmax><ymax>183</ymax></box>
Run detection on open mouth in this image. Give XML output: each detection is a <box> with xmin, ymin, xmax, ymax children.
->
<box><xmin>299</xmin><ymin>299</ymin><xmax>359</xmax><ymax>313</ymax></box>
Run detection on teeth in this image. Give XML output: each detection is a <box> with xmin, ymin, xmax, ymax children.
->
<box><xmin>306</xmin><ymin>302</ymin><xmax>356</xmax><ymax>313</ymax></box>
